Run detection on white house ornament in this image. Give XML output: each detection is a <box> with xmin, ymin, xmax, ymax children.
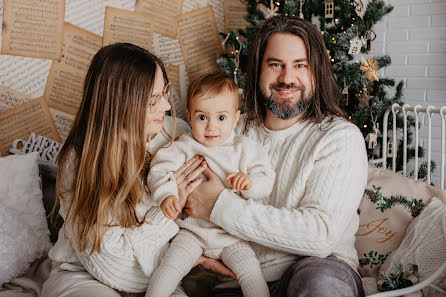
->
<box><xmin>387</xmin><ymin>137</ymin><xmax>398</xmax><ymax>158</ymax></box>
<box><xmin>325</xmin><ymin>0</ymin><xmax>334</xmax><ymax>18</ymax></box>
<box><xmin>258</xmin><ymin>0</ymin><xmax>279</xmax><ymax>19</ymax></box>
<box><xmin>348</xmin><ymin>37</ymin><xmax>362</xmax><ymax>55</ymax></box>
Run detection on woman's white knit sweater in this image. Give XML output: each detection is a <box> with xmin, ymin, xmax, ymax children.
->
<box><xmin>210</xmin><ymin>116</ymin><xmax>368</xmax><ymax>282</ymax></box>
<box><xmin>48</xmin><ymin>117</ymin><xmax>190</xmax><ymax>293</ymax></box>
<box><xmin>148</xmin><ymin>132</ymin><xmax>275</xmax><ymax>258</ymax></box>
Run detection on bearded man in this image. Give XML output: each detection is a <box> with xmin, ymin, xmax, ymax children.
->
<box><xmin>185</xmin><ymin>15</ymin><xmax>368</xmax><ymax>297</ymax></box>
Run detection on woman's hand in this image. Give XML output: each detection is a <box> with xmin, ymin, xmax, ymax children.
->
<box><xmin>173</xmin><ymin>155</ymin><xmax>207</xmax><ymax>207</ymax></box>
<box><xmin>184</xmin><ymin>167</ymin><xmax>225</xmax><ymax>220</ymax></box>
<box><xmin>194</xmin><ymin>255</ymin><xmax>236</xmax><ymax>279</ymax></box>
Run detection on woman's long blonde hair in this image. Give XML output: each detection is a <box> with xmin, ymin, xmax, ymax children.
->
<box><xmin>56</xmin><ymin>43</ymin><xmax>170</xmax><ymax>253</ymax></box>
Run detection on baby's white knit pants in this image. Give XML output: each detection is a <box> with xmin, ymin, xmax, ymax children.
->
<box><xmin>146</xmin><ymin>232</ymin><xmax>270</xmax><ymax>297</ymax></box>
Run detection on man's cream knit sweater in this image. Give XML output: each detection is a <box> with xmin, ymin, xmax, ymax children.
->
<box><xmin>211</xmin><ymin>116</ymin><xmax>368</xmax><ymax>282</ymax></box>
<box><xmin>48</xmin><ymin>117</ymin><xmax>190</xmax><ymax>293</ymax></box>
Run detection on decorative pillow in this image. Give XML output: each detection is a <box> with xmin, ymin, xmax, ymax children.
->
<box><xmin>379</xmin><ymin>197</ymin><xmax>446</xmax><ymax>297</ymax></box>
<box><xmin>355</xmin><ymin>166</ymin><xmax>446</xmax><ymax>277</ymax></box>
<box><xmin>0</xmin><ymin>152</ymin><xmax>52</xmax><ymax>285</ymax></box>
<box><xmin>0</xmin><ymin>204</ymin><xmax>41</xmax><ymax>285</ymax></box>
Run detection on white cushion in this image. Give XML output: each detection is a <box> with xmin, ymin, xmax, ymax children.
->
<box><xmin>0</xmin><ymin>152</ymin><xmax>52</xmax><ymax>285</ymax></box>
<box><xmin>380</xmin><ymin>197</ymin><xmax>446</xmax><ymax>297</ymax></box>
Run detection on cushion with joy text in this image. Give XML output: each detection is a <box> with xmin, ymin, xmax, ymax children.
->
<box><xmin>355</xmin><ymin>166</ymin><xmax>446</xmax><ymax>277</ymax></box>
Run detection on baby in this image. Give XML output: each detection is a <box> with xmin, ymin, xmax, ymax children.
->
<box><xmin>146</xmin><ymin>71</ymin><xmax>275</xmax><ymax>297</ymax></box>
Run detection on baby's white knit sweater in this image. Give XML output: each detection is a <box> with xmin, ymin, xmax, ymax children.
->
<box><xmin>48</xmin><ymin>117</ymin><xmax>190</xmax><ymax>293</ymax></box>
<box><xmin>148</xmin><ymin>132</ymin><xmax>275</xmax><ymax>258</ymax></box>
<box><xmin>211</xmin><ymin>116</ymin><xmax>368</xmax><ymax>282</ymax></box>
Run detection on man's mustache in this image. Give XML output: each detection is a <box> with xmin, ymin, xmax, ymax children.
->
<box><xmin>269</xmin><ymin>83</ymin><xmax>305</xmax><ymax>92</ymax></box>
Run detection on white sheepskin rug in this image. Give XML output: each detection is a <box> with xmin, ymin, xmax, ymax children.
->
<box><xmin>0</xmin><ymin>204</ymin><xmax>41</xmax><ymax>286</ymax></box>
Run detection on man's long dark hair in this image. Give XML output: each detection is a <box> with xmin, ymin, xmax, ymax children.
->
<box><xmin>243</xmin><ymin>15</ymin><xmax>346</xmax><ymax>132</ymax></box>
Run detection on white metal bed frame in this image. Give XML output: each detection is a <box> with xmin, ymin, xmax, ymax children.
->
<box><xmin>369</xmin><ymin>103</ymin><xmax>446</xmax><ymax>189</ymax></box>
<box><xmin>367</xmin><ymin>103</ymin><xmax>446</xmax><ymax>297</ymax></box>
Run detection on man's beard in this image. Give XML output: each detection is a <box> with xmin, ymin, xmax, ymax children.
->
<box><xmin>262</xmin><ymin>83</ymin><xmax>311</xmax><ymax>120</ymax></box>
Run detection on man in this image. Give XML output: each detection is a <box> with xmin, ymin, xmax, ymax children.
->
<box><xmin>184</xmin><ymin>15</ymin><xmax>368</xmax><ymax>297</ymax></box>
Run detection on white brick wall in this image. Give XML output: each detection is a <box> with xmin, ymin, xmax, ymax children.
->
<box><xmin>369</xmin><ymin>0</ymin><xmax>446</xmax><ymax>186</ymax></box>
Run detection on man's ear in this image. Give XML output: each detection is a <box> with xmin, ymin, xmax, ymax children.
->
<box><xmin>233</xmin><ymin>109</ymin><xmax>241</xmax><ymax>128</ymax></box>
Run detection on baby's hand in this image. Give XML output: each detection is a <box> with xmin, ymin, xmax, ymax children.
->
<box><xmin>160</xmin><ymin>195</ymin><xmax>181</xmax><ymax>219</ymax></box>
<box><xmin>226</xmin><ymin>172</ymin><xmax>252</xmax><ymax>192</ymax></box>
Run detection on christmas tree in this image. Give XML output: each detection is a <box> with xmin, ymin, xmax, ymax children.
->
<box><xmin>217</xmin><ymin>0</ymin><xmax>431</xmax><ymax>178</ymax></box>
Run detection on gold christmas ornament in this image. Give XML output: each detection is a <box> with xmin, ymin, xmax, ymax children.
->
<box><xmin>357</xmin><ymin>85</ymin><xmax>374</xmax><ymax>108</ymax></box>
<box><xmin>360</xmin><ymin>57</ymin><xmax>380</xmax><ymax>82</ymax></box>
<box><xmin>259</xmin><ymin>0</ymin><xmax>279</xmax><ymax>19</ymax></box>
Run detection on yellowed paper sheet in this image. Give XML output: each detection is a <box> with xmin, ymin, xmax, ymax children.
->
<box><xmin>153</xmin><ymin>34</ymin><xmax>183</xmax><ymax>65</ymax></box>
<box><xmin>50</xmin><ymin>108</ymin><xmax>75</xmax><ymax>143</ymax></box>
<box><xmin>103</xmin><ymin>6</ymin><xmax>154</xmax><ymax>51</ymax></box>
<box><xmin>44</xmin><ymin>23</ymin><xmax>102</xmax><ymax>115</ymax></box>
<box><xmin>0</xmin><ymin>85</ymin><xmax>32</xmax><ymax>113</ymax></box>
<box><xmin>224</xmin><ymin>0</ymin><xmax>249</xmax><ymax>33</ymax></box>
<box><xmin>0</xmin><ymin>56</ymin><xmax>51</xmax><ymax>98</ymax></box>
<box><xmin>166</xmin><ymin>64</ymin><xmax>186</xmax><ymax>120</ymax></box>
<box><xmin>135</xmin><ymin>0</ymin><xmax>183</xmax><ymax>39</ymax></box>
<box><xmin>176</xmin><ymin>6</ymin><xmax>222</xmax><ymax>82</ymax></box>
<box><xmin>1</xmin><ymin>0</ymin><xmax>65</xmax><ymax>60</ymax></box>
<box><xmin>167</xmin><ymin>64</ymin><xmax>181</xmax><ymax>97</ymax></box>
<box><xmin>182</xmin><ymin>0</ymin><xmax>203</xmax><ymax>13</ymax></box>
<box><xmin>0</xmin><ymin>97</ymin><xmax>60</xmax><ymax>156</ymax></box>
<box><xmin>207</xmin><ymin>0</ymin><xmax>224</xmax><ymax>33</ymax></box>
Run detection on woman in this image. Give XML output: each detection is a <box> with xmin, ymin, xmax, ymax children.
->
<box><xmin>42</xmin><ymin>43</ymin><xmax>230</xmax><ymax>297</ymax></box>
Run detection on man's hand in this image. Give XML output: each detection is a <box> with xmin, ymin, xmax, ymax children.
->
<box><xmin>184</xmin><ymin>167</ymin><xmax>225</xmax><ymax>220</ymax></box>
<box><xmin>194</xmin><ymin>255</ymin><xmax>236</xmax><ymax>279</ymax></box>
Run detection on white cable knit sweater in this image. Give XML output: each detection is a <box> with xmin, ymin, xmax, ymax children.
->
<box><xmin>148</xmin><ymin>132</ymin><xmax>275</xmax><ymax>258</ymax></box>
<box><xmin>48</xmin><ymin>116</ymin><xmax>190</xmax><ymax>293</ymax></box>
<box><xmin>210</xmin><ymin>115</ymin><xmax>368</xmax><ymax>282</ymax></box>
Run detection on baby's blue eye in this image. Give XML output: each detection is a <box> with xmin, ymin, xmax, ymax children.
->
<box><xmin>218</xmin><ymin>115</ymin><xmax>226</xmax><ymax>121</ymax></box>
<box><xmin>199</xmin><ymin>115</ymin><xmax>207</xmax><ymax>121</ymax></box>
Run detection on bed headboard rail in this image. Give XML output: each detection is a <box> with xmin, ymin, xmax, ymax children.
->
<box><xmin>368</xmin><ymin>103</ymin><xmax>446</xmax><ymax>189</ymax></box>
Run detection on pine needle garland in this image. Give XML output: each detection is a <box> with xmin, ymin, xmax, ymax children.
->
<box><xmin>363</xmin><ymin>185</ymin><xmax>426</xmax><ymax>217</ymax></box>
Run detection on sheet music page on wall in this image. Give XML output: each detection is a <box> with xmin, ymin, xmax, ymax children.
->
<box><xmin>167</xmin><ymin>64</ymin><xmax>187</xmax><ymax>121</ymax></box>
<box><xmin>206</xmin><ymin>0</ymin><xmax>224</xmax><ymax>33</ymax></box>
<box><xmin>135</xmin><ymin>0</ymin><xmax>183</xmax><ymax>39</ymax></box>
<box><xmin>153</xmin><ymin>34</ymin><xmax>184</xmax><ymax>66</ymax></box>
<box><xmin>44</xmin><ymin>23</ymin><xmax>102</xmax><ymax>115</ymax></box>
<box><xmin>224</xmin><ymin>0</ymin><xmax>249</xmax><ymax>33</ymax></box>
<box><xmin>1</xmin><ymin>0</ymin><xmax>65</xmax><ymax>60</ymax></box>
<box><xmin>0</xmin><ymin>56</ymin><xmax>51</xmax><ymax>98</ymax></box>
<box><xmin>0</xmin><ymin>97</ymin><xmax>60</xmax><ymax>156</ymax></box>
<box><xmin>50</xmin><ymin>108</ymin><xmax>75</xmax><ymax>143</ymax></box>
<box><xmin>182</xmin><ymin>0</ymin><xmax>224</xmax><ymax>33</ymax></box>
<box><xmin>0</xmin><ymin>85</ymin><xmax>32</xmax><ymax>113</ymax></box>
<box><xmin>176</xmin><ymin>6</ymin><xmax>222</xmax><ymax>82</ymax></box>
<box><xmin>103</xmin><ymin>6</ymin><xmax>154</xmax><ymax>51</ymax></box>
